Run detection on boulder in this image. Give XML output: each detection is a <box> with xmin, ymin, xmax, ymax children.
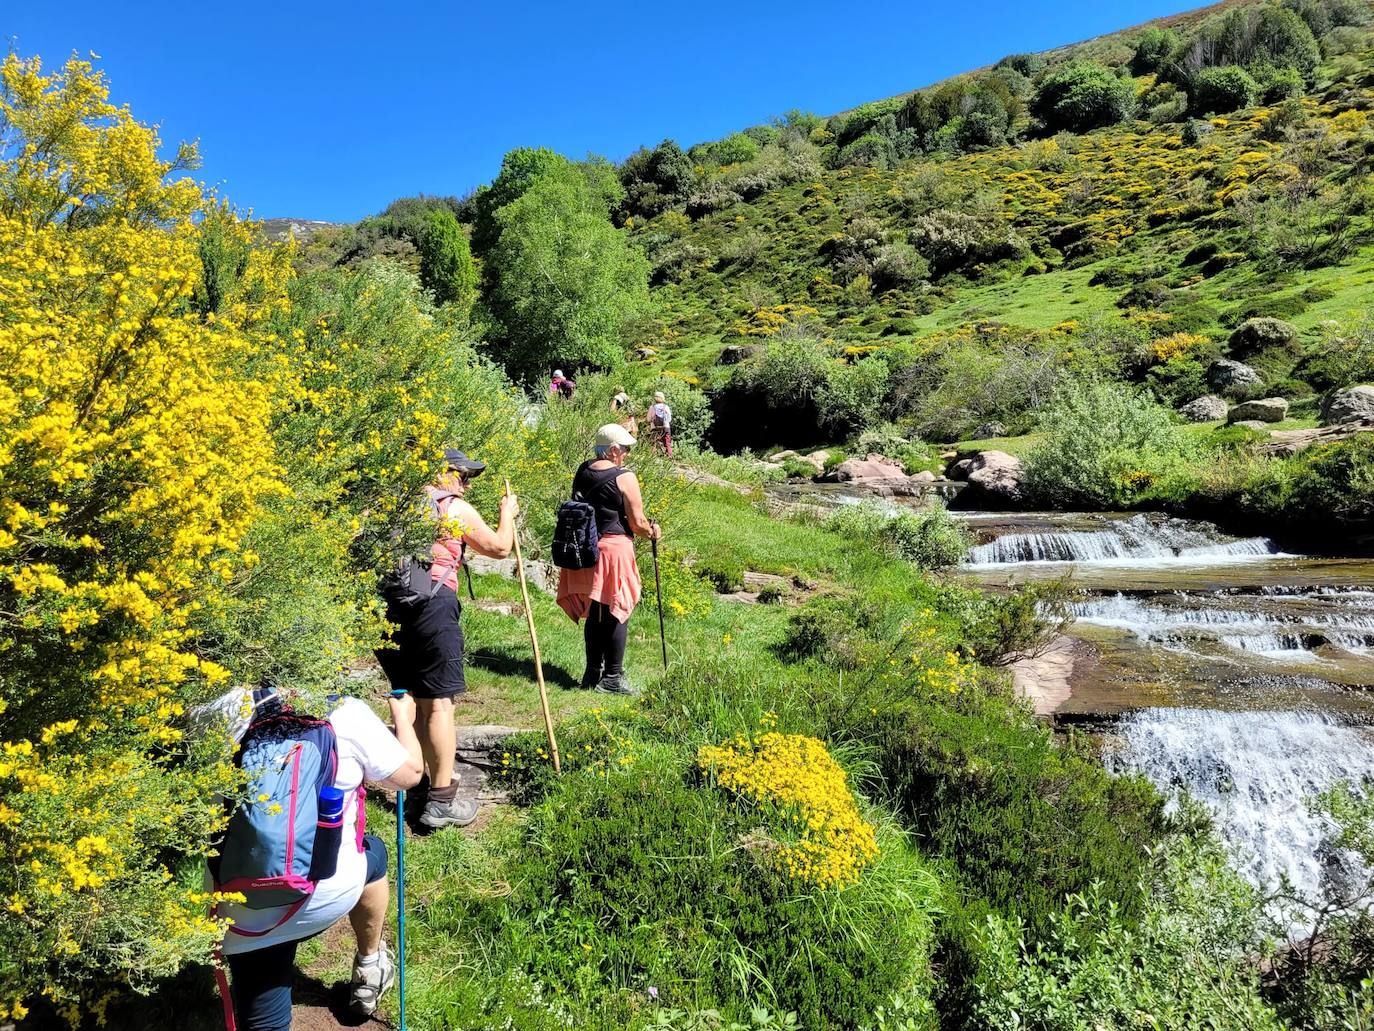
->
<box><xmin>1321</xmin><ymin>385</ymin><xmax>1374</xmax><ymax>426</ymax></box>
<box><xmin>770</xmin><ymin>450</ymin><xmax>800</xmax><ymax>463</ymax></box>
<box><xmin>1178</xmin><ymin>394</ymin><xmax>1228</xmax><ymax>422</ymax></box>
<box><xmin>822</xmin><ymin>453</ymin><xmax>906</xmax><ymax>483</ymax></box>
<box><xmin>953</xmin><ymin>450</ymin><xmax>1028</xmax><ymax>509</ymax></box>
<box><xmin>1232</xmin><ymin>420</ymin><xmax>1271</xmax><ymax>432</ymax></box>
<box><xmin>910</xmin><ymin>470</ymin><xmax>938</xmax><ymax>483</ymax></box>
<box><xmin>717</xmin><ymin>343</ymin><xmax>763</xmax><ymax>365</ymax></box>
<box><xmin>972</xmin><ymin>421</ymin><xmax>1007</xmax><ymax>439</ymax></box>
<box><xmin>799</xmin><ymin>450</ymin><xmax>829</xmax><ymax>474</ymax></box>
<box><xmin>947</xmin><ymin>457</ymin><xmax>977</xmax><ymax>481</ymax></box>
<box><xmin>1227</xmin><ymin>397</ymin><xmax>1289</xmax><ymax>424</ymax></box>
<box><xmin>1229</xmin><ymin>318</ymin><xmax>1298</xmax><ymax>359</ymax></box>
<box><xmin>1207</xmin><ymin>358</ymin><xmax>1263</xmax><ymax>395</ymax></box>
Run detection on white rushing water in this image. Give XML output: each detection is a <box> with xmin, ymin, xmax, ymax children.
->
<box><xmin>1110</xmin><ymin>708</ymin><xmax>1374</xmax><ymax>899</ymax></box>
<box><xmin>1070</xmin><ymin>592</ymin><xmax>1374</xmax><ymax>663</ymax></box>
<box><xmin>964</xmin><ymin>513</ymin><xmax>1279</xmax><ymax>567</ymax></box>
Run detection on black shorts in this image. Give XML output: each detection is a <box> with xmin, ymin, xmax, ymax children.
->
<box><xmin>375</xmin><ymin>585</ymin><xmax>467</xmax><ymax>699</ymax></box>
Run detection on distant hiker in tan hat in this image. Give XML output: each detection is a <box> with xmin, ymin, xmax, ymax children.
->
<box><xmin>647</xmin><ymin>391</ymin><xmax>673</xmax><ymax>457</ymax></box>
<box><xmin>555</xmin><ymin>423</ymin><xmax>662</xmax><ymax>694</ymax></box>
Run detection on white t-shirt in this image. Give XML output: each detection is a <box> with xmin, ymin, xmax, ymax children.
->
<box><xmin>219</xmin><ymin>697</ymin><xmax>409</xmax><ymax>954</ymax></box>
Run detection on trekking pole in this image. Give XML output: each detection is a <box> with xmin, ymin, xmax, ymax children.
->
<box><xmin>505</xmin><ymin>479</ymin><xmax>561</xmax><ymax>773</ymax></box>
<box><xmin>389</xmin><ymin>688</ymin><xmax>408</xmax><ymax>1031</ymax></box>
<box><xmin>651</xmin><ymin>526</ymin><xmax>668</xmax><ymax>670</ymax></box>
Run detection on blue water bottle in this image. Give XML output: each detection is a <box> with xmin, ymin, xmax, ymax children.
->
<box><xmin>309</xmin><ymin>786</ymin><xmax>346</xmax><ymax>881</ymax></box>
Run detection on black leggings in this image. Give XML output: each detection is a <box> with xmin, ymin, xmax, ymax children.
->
<box><xmin>582</xmin><ymin>601</ymin><xmax>628</xmax><ymax>686</ymax></box>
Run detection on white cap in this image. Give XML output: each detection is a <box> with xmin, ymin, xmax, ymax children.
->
<box><xmin>594</xmin><ymin>423</ymin><xmax>636</xmax><ymax>448</ymax></box>
<box><xmin>553</xmin><ymin>369</ymin><xmax>564</xmax><ymax>378</ymax></box>
<box><xmin>653</xmin><ymin>391</ymin><xmax>666</xmax><ymax>402</ymax></box>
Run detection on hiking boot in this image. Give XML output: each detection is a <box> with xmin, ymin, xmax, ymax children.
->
<box><xmin>595</xmin><ymin>673</ymin><xmax>637</xmax><ymax>696</ymax></box>
<box><xmin>349</xmin><ymin>943</ymin><xmax>395</xmax><ymax>1017</ymax></box>
<box><xmin>419</xmin><ymin>794</ymin><xmax>479</xmax><ymax>829</ymax></box>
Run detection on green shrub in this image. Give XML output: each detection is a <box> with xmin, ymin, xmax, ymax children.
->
<box><xmin>949</xmin><ymin>580</ymin><xmax>1071</xmax><ymax>667</ymax></box>
<box><xmin>502</xmin><ymin>746</ymin><xmax>940</xmax><ymax>1029</ymax></box>
<box><xmin>777</xmin><ymin>594</ymin><xmax>884</xmax><ymax>668</ymax></box>
<box><xmin>883</xmin><ymin>507</ymin><xmax>972</xmax><ymax>571</ymax></box>
<box><xmin>756</xmin><ymin>584</ymin><xmax>786</xmax><ymax>605</ymax></box>
<box><xmin>1026</xmin><ymin>377</ymin><xmax>1194</xmax><ymax>507</ymax></box>
<box><xmin>1029</xmin><ymin>62</ymin><xmax>1135</xmax><ymax>134</ymax></box>
<box><xmin>1133</xmin><ymin>27</ymin><xmax>1181</xmax><ymax>74</ymax></box>
<box><xmin>1240</xmin><ymin>435</ymin><xmax>1374</xmax><ymax>526</ymax></box>
<box><xmin>1181</xmin><ymin>118</ymin><xmax>1214</xmax><ymax>145</ymax></box>
<box><xmin>1190</xmin><ymin>66</ymin><xmax>1260</xmax><ymax>115</ymax></box>
<box><xmin>969</xmin><ymin>824</ymin><xmax>1281</xmax><ymax>1031</ymax></box>
<box><xmin>854</xmin><ymin>688</ymin><xmax>1166</xmax><ymax>1001</ymax></box>
<box><xmin>781</xmin><ymin>459</ymin><xmax>818</xmax><ymax>480</ymax></box>
<box><xmin>417</xmin><ymin>208</ymin><xmax>477</xmax><ymax>308</ymax></box>
<box><xmin>696</xmin><ymin>555</ymin><xmax>745</xmax><ymax>593</ymax></box>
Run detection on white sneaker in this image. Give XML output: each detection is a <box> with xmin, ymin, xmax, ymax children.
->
<box><xmin>349</xmin><ymin>942</ymin><xmax>395</xmax><ymax>1017</ymax></box>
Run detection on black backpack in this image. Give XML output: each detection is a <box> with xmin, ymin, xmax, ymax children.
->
<box><xmin>552</xmin><ymin>494</ymin><xmax>599</xmax><ymax>570</ymax></box>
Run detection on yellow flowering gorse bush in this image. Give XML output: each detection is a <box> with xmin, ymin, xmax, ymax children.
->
<box><xmin>698</xmin><ymin>721</ymin><xmax>879</xmax><ymax>888</ymax></box>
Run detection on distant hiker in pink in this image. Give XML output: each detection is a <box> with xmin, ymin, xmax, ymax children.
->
<box><xmin>556</xmin><ymin>423</ymin><xmax>662</xmax><ymax>695</ymax></box>
<box><xmin>648</xmin><ymin>391</ymin><xmax>673</xmax><ymax>457</ymax></box>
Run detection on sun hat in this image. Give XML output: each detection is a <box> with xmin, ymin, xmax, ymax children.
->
<box><xmin>443</xmin><ymin>448</ymin><xmax>486</xmax><ymax>477</ymax></box>
<box><xmin>594</xmin><ymin>423</ymin><xmax>636</xmax><ymax>448</ymax></box>
<box><xmin>653</xmin><ymin>391</ymin><xmax>666</xmax><ymax>402</ymax></box>
<box><xmin>553</xmin><ymin>369</ymin><xmax>564</xmax><ymax>378</ymax></box>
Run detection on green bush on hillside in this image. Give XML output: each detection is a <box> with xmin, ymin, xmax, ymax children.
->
<box><xmin>499</xmin><ymin>744</ymin><xmax>940</xmax><ymax>1029</ymax></box>
<box><xmin>417</xmin><ymin>208</ymin><xmax>477</xmax><ymax>309</ymax></box>
<box><xmin>485</xmin><ymin>159</ymin><xmax>650</xmax><ymax>380</ymax></box>
<box><xmin>853</xmin><ymin>683</ymin><xmax>1166</xmax><ymax>1011</ymax></box>
<box><xmin>825</xmin><ymin>503</ymin><xmax>971</xmax><ymax>571</ymax></box>
<box><xmin>970</xmin><ymin>822</ymin><xmax>1281</xmax><ymax>1031</ymax></box>
<box><xmin>1029</xmin><ymin>62</ymin><xmax>1135</xmax><ymax>134</ymax></box>
<box><xmin>1132</xmin><ymin>27</ymin><xmax>1180</xmax><ymax>74</ymax></box>
<box><xmin>1026</xmin><ymin>378</ymin><xmax>1193</xmax><ymax>507</ymax></box>
<box><xmin>1240</xmin><ymin>434</ymin><xmax>1374</xmax><ymax>527</ymax></box>
<box><xmin>1190</xmin><ymin>66</ymin><xmax>1260</xmax><ymax>115</ymax></box>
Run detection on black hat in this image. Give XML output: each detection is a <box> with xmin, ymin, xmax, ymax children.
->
<box><xmin>443</xmin><ymin>448</ymin><xmax>486</xmax><ymax>477</ymax></box>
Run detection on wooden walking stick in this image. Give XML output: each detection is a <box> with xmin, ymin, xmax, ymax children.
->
<box><xmin>651</xmin><ymin>526</ymin><xmax>668</xmax><ymax>670</ymax></box>
<box><xmin>505</xmin><ymin>478</ymin><xmax>561</xmax><ymax>773</ymax></box>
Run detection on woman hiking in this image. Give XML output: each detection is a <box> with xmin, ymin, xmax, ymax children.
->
<box><xmin>556</xmin><ymin>424</ymin><xmax>662</xmax><ymax>695</ymax></box>
<box><xmin>376</xmin><ymin>447</ymin><xmax>518</xmax><ymax>829</ymax></box>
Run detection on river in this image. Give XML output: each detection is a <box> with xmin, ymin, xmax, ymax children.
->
<box><xmin>962</xmin><ymin>510</ymin><xmax>1374</xmax><ymax>900</ymax></box>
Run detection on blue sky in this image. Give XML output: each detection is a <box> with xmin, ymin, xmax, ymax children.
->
<box><xmin>7</xmin><ymin>0</ymin><xmax>1191</xmax><ymax>222</ymax></box>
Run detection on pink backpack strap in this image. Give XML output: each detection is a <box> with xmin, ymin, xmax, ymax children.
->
<box><xmin>355</xmin><ymin>785</ymin><xmax>367</xmax><ymax>852</ymax></box>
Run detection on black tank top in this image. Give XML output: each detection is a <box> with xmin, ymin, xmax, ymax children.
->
<box><xmin>573</xmin><ymin>461</ymin><xmax>630</xmax><ymax>537</ymax></box>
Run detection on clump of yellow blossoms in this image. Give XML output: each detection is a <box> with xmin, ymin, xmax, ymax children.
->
<box><xmin>698</xmin><ymin>724</ymin><xmax>879</xmax><ymax>888</ymax></box>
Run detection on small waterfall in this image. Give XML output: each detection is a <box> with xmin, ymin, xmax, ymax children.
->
<box><xmin>1072</xmin><ymin>591</ymin><xmax>1374</xmax><ymax>664</ymax></box>
<box><xmin>1110</xmin><ymin>709</ymin><xmax>1374</xmax><ymax>898</ymax></box>
<box><xmin>964</xmin><ymin>513</ymin><xmax>1280</xmax><ymax>567</ymax></box>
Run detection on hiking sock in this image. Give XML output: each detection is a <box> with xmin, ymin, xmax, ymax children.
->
<box><xmin>582</xmin><ymin>609</ymin><xmax>605</xmax><ymax>688</ymax></box>
<box><xmin>428</xmin><ymin>782</ymin><xmax>458</xmax><ymax>803</ymax></box>
<box><xmin>601</xmin><ymin>607</ymin><xmax>629</xmax><ymax>678</ymax></box>
<box><xmin>355</xmin><ymin>951</ymin><xmax>381</xmax><ymax>967</ymax></box>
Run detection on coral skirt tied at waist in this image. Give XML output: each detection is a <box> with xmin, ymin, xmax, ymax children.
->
<box><xmin>556</xmin><ymin>533</ymin><xmax>642</xmax><ymax>624</ymax></box>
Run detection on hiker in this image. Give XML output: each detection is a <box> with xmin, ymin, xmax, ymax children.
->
<box><xmin>376</xmin><ymin>448</ymin><xmax>518</xmax><ymax>829</ymax></box>
<box><xmin>215</xmin><ymin>690</ymin><xmax>424</xmax><ymax>1028</ymax></box>
<box><xmin>556</xmin><ymin>423</ymin><xmax>662</xmax><ymax>694</ymax></box>
<box><xmin>611</xmin><ymin>385</ymin><xmax>637</xmax><ymax>435</ymax></box>
<box><xmin>549</xmin><ymin>369</ymin><xmax>575</xmax><ymax>400</ymax></box>
<box><xmin>647</xmin><ymin>391</ymin><xmax>673</xmax><ymax>457</ymax></box>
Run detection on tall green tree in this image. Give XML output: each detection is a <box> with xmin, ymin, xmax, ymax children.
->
<box><xmin>417</xmin><ymin>208</ymin><xmax>477</xmax><ymax>308</ymax></box>
<box><xmin>485</xmin><ymin>161</ymin><xmax>649</xmax><ymax>379</ymax></box>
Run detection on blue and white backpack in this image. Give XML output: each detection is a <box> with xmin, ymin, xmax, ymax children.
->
<box><xmin>210</xmin><ymin>709</ymin><xmax>342</xmax><ymax>931</ymax></box>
